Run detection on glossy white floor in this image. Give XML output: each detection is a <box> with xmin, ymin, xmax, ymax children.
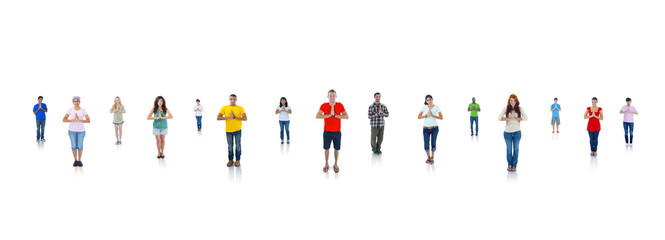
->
<box><xmin>2</xmin><ymin>1</ymin><xmax>665</xmax><ymax>239</ymax></box>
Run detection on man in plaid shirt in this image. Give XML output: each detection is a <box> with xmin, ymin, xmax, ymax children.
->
<box><xmin>368</xmin><ymin>92</ymin><xmax>389</xmax><ymax>154</ymax></box>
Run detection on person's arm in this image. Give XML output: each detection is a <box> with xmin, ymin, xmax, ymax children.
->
<box><xmin>633</xmin><ymin>108</ymin><xmax>638</xmax><ymax>115</ymax></box>
<box><xmin>34</xmin><ymin>105</ymin><xmax>39</xmax><ymax>115</ymax></box>
<box><xmin>368</xmin><ymin>106</ymin><xmax>375</xmax><ymax>119</ymax></box>
<box><xmin>165</xmin><ymin>110</ymin><xmax>173</xmax><ymax>119</ymax></box>
<box><xmin>147</xmin><ymin>109</ymin><xmax>157</xmax><ymax>120</ymax></box>
<box><xmin>275</xmin><ymin>108</ymin><xmax>281</xmax><ymax>114</ymax></box>
<box><xmin>316</xmin><ymin>110</ymin><xmax>331</xmax><ymax>119</ymax></box>
<box><xmin>499</xmin><ymin>108</ymin><xmax>509</xmax><ymax>121</ymax></box>
<box><xmin>42</xmin><ymin>104</ymin><xmax>48</xmax><ymax>113</ymax></box>
<box><xmin>418</xmin><ymin>111</ymin><xmax>426</xmax><ymax>119</ymax></box>
<box><xmin>433</xmin><ymin>111</ymin><xmax>443</xmax><ymax>120</ymax></box>
<box><xmin>517</xmin><ymin>108</ymin><xmax>527</xmax><ymax>121</ymax></box>
<box><xmin>80</xmin><ymin>114</ymin><xmax>91</xmax><ymax>123</ymax></box>
<box><xmin>584</xmin><ymin>109</ymin><xmax>590</xmax><ymax>119</ymax></box>
<box><xmin>382</xmin><ymin>106</ymin><xmax>389</xmax><ymax>117</ymax></box>
<box><xmin>599</xmin><ymin>110</ymin><xmax>604</xmax><ymax>120</ymax></box>
<box><xmin>620</xmin><ymin>107</ymin><xmax>625</xmax><ymax>114</ymax></box>
<box><xmin>286</xmin><ymin>108</ymin><xmax>291</xmax><ymax>114</ymax></box>
<box><xmin>239</xmin><ymin>113</ymin><xmax>248</xmax><ymax>121</ymax></box>
<box><xmin>63</xmin><ymin>114</ymin><xmax>71</xmax><ymax>122</ymax></box>
<box><xmin>120</xmin><ymin>106</ymin><xmax>126</xmax><ymax>113</ymax></box>
<box><xmin>217</xmin><ymin>112</ymin><xmax>225</xmax><ymax>120</ymax></box>
<box><xmin>337</xmin><ymin>111</ymin><xmax>349</xmax><ymax>119</ymax></box>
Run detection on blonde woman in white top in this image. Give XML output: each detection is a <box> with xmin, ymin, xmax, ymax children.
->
<box><xmin>498</xmin><ymin>94</ymin><xmax>527</xmax><ymax>172</ymax></box>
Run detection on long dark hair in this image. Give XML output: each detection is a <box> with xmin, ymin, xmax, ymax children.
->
<box><xmin>279</xmin><ymin>97</ymin><xmax>288</xmax><ymax>108</ymax></box>
<box><xmin>153</xmin><ymin>96</ymin><xmax>168</xmax><ymax>115</ymax></box>
<box><xmin>424</xmin><ymin>94</ymin><xmax>433</xmax><ymax>105</ymax></box>
<box><xmin>505</xmin><ymin>94</ymin><xmax>521</xmax><ymax>118</ymax></box>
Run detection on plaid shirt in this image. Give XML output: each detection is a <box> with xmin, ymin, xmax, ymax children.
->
<box><xmin>368</xmin><ymin>102</ymin><xmax>389</xmax><ymax>128</ymax></box>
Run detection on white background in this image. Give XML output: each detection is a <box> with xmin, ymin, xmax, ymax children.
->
<box><xmin>1</xmin><ymin>1</ymin><xmax>664</xmax><ymax>239</ymax></box>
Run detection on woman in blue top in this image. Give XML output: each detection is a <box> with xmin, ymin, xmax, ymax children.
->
<box><xmin>275</xmin><ymin>97</ymin><xmax>292</xmax><ymax>144</ymax></box>
<box><xmin>147</xmin><ymin>96</ymin><xmax>173</xmax><ymax>159</ymax></box>
<box><xmin>418</xmin><ymin>94</ymin><xmax>443</xmax><ymax>165</ymax></box>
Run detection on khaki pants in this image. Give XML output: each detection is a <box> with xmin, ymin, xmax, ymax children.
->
<box><xmin>371</xmin><ymin>127</ymin><xmax>384</xmax><ymax>152</ymax></box>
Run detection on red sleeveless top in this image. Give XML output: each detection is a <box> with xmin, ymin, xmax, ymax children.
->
<box><xmin>587</xmin><ymin>107</ymin><xmax>602</xmax><ymax>132</ymax></box>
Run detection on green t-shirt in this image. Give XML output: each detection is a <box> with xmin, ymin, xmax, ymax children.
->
<box><xmin>468</xmin><ymin>103</ymin><xmax>480</xmax><ymax>117</ymax></box>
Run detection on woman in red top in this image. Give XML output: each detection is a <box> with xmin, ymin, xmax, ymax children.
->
<box><xmin>584</xmin><ymin>97</ymin><xmax>604</xmax><ymax>156</ymax></box>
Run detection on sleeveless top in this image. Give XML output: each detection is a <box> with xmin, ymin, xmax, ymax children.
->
<box><xmin>153</xmin><ymin>109</ymin><xmax>167</xmax><ymax>129</ymax></box>
<box><xmin>586</xmin><ymin>107</ymin><xmax>602</xmax><ymax>132</ymax></box>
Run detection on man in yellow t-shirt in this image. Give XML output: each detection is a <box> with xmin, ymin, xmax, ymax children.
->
<box><xmin>217</xmin><ymin>94</ymin><xmax>247</xmax><ymax>167</ymax></box>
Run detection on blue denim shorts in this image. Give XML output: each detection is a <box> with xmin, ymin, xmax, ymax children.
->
<box><xmin>153</xmin><ymin>128</ymin><xmax>168</xmax><ymax>135</ymax></box>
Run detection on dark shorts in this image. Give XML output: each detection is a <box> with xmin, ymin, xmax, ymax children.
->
<box><xmin>323</xmin><ymin>131</ymin><xmax>341</xmax><ymax>150</ymax></box>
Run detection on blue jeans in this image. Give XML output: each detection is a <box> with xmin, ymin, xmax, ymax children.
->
<box><xmin>68</xmin><ymin>131</ymin><xmax>85</xmax><ymax>150</ymax></box>
<box><xmin>226</xmin><ymin>130</ymin><xmax>242</xmax><ymax>160</ymax></box>
<box><xmin>423</xmin><ymin>127</ymin><xmax>439</xmax><ymax>152</ymax></box>
<box><xmin>623</xmin><ymin>122</ymin><xmax>634</xmax><ymax>143</ymax></box>
<box><xmin>196</xmin><ymin>116</ymin><xmax>202</xmax><ymax>129</ymax></box>
<box><xmin>36</xmin><ymin>120</ymin><xmax>45</xmax><ymax>140</ymax></box>
<box><xmin>470</xmin><ymin>116</ymin><xmax>478</xmax><ymax>134</ymax></box>
<box><xmin>503</xmin><ymin>131</ymin><xmax>521</xmax><ymax>167</ymax></box>
<box><xmin>279</xmin><ymin>120</ymin><xmax>290</xmax><ymax>140</ymax></box>
<box><xmin>588</xmin><ymin>131</ymin><xmax>600</xmax><ymax>152</ymax></box>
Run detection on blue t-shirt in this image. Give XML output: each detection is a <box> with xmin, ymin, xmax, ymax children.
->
<box><xmin>33</xmin><ymin>103</ymin><xmax>48</xmax><ymax>120</ymax></box>
<box><xmin>551</xmin><ymin>104</ymin><xmax>560</xmax><ymax>118</ymax></box>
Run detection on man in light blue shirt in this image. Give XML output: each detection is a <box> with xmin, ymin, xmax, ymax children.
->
<box><xmin>550</xmin><ymin>97</ymin><xmax>561</xmax><ymax>133</ymax></box>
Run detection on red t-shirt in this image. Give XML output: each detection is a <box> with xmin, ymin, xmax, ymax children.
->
<box><xmin>587</xmin><ymin>107</ymin><xmax>602</xmax><ymax>132</ymax></box>
<box><xmin>319</xmin><ymin>102</ymin><xmax>346</xmax><ymax>132</ymax></box>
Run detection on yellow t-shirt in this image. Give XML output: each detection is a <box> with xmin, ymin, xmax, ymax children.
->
<box><xmin>220</xmin><ymin>105</ymin><xmax>246</xmax><ymax>132</ymax></box>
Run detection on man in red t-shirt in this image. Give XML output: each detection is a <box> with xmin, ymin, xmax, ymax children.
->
<box><xmin>316</xmin><ymin>89</ymin><xmax>349</xmax><ymax>173</ymax></box>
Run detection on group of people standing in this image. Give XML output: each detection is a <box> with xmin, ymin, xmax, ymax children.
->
<box><xmin>32</xmin><ymin>92</ymin><xmax>639</xmax><ymax>172</ymax></box>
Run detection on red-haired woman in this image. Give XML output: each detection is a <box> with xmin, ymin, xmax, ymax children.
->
<box><xmin>498</xmin><ymin>94</ymin><xmax>527</xmax><ymax>171</ymax></box>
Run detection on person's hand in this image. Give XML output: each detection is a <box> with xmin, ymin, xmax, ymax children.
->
<box><xmin>230</xmin><ymin>110</ymin><xmax>235</xmax><ymax>119</ymax></box>
<box><xmin>378</xmin><ymin>107</ymin><xmax>382</xmax><ymax>114</ymax></box>
<box><xmin>74</xmin><ymin>114</ymin><xmax>80</xmax><ymax>122</ymax></box>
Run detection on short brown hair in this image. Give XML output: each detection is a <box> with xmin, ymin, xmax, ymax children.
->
<box><xmin>328</xmin><ymin>89</ymin><xmax>336</xmax><ymax>94</ymax></box>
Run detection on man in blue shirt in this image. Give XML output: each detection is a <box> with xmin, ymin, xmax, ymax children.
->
<box><xmin>33</xmin><ymin>96</ymin><xmax>48</xmax><ymax>142</ymax></box>
<box><xmin>550</xmin><ymin>97</ymin><xmax>561</xmax><ymax>133</ymax></box>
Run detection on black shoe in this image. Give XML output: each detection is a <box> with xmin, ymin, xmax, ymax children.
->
<box><xmin>78</xmin><ymin>161</ymin><xmax>83</xmax><ymax>167</ymax></box>
<box><xmin>73</xmin><ymin>161</ymin><xmax>78</xmax><ymax>167</ymax></box>
<box><xmin>378</xmin><ymin>151</ymin><xmax>382</xmax><ymax>154</ymax></box>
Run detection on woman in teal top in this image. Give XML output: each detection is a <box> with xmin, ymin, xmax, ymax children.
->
<box><xmin>147</xmin><ymin>96</ymin><xmax>173</xmax><ymax>159</ymax></box>
<box><xmin>418</xmin><ymin>94</ymin><xmax>443</xmax><ymax>165</ymax></box>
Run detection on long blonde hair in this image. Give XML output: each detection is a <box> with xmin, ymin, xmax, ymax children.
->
<box><xmin>110</xmin><ymin>96</ymin><xmax>123</xmax><ymax>111</ymax></box>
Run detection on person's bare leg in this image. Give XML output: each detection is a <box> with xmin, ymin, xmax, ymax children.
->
<box><xmin>431</xmin><ymin>151</ymin><xmax>436</xmax><ymax>163</ymax></box>
<box><xmin>114</xmin><ymin>125</ymin><xmax>119</xmax><ymax>142</ymax></box>
<box><xmin>160</xmin><ymin>135</ymin><xmax>166</xmax><ymax>156</ymax></box>
<box><xmin>334</xmin><ymin>150</ymin><xmax>339</xmax><ymax>167</ymax></box>
<box><xmin>72</xmin><ymin>150</ymin><xmax>78</xmax><ymax>161</ymax></box>
<box><xmin>556</xmin><ymin>125</ymin><xmax>559</xmax><ymax>133</ymax></box>
<box><xmin>155</xmin><ymin>136</ymin><xmax>161</xmax><ymax>156</ymax></box>
<box><xmin>78</xmin><ymin>150</ymin><xmax>83</xmax><ymax>161</ymax></box>
<box><xmin>324</xmin><ymin>149</ymin><xmax>330</xmax><ymax>171</ymax></box>
<box><xmin>552</xmin><ymin>125</ymin><xmax>555</xmax><ymax>133</ymax></box>
<box><xmin>426</xmin><ymin>151</ymin><xmax>431</xmax><ymax>160</ymax></box>
<box><xmin>118</xmin><ymin>124</ymin><xmax>123</xmax><ymax>142</ymax></box>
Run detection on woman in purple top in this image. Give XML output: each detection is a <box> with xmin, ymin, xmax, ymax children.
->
<box><xmin>620</xmin><ymin>97</ymin><xmax>638</xmax><ymax>145</ymax></box>
<box><xmin>62</xmin><ymin>96</ymin><xmax>91</xmax><ymax>167</ymax></box>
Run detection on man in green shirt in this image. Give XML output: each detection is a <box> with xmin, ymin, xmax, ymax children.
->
<box><xmin>468</xmin><ymin>97</ymin><xmax>480</xmax><ymax>136</ymax></box>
